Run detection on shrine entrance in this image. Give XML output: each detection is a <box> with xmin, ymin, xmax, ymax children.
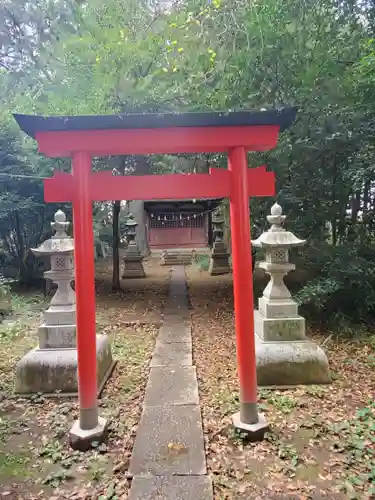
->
<box><xmin>144</xmin><ymin>198</ymin><xmax>221</xmax><ymax>250</ymax></box>
<box><xmin>14</xmin><ymin>108</ymin><xmax>296</xmax><ymax>446</ymax></box>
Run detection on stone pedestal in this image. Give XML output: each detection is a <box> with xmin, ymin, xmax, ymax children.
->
<box><xmin>209</xmin><ymin>207</ymin><xmax>230</xmax><ymax>275</ymax></box>
<box><xmin>209</xmin><ymin>240</ymin><xmax>230</xmax><ymax>275</ymax></box>
<box><xmin>15</xmin><ymin>334</ymin><xmax>114</xmax><ymax>394</ymax></box>
<box><xmin>123</xmin><ymin>244</ymin><xmax>146</xmax><ymax>278</ymax></box>
<box><xmin>252</xmin><ymin>203</ymin><xmax>330</xmax><ymax>386</ymax></box>
<box><xmin>14</xmin><ymin>210</ymin><xmax>114</xmax><ymax>395</ymax></box>
<box><xmin>122</xmin><ymin>213</ymin><xmax>146</xmax><ymax>279</ymax></box>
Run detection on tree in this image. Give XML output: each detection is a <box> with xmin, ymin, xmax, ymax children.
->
<box><xmin>3</xmin><ymin>0</ymin><xmax>375</xmax><ymax>326</ymax></box>
<box><xmin>0</xmin><ymin>111</ymin><xmax>58</xmax><ymax>283</ymax></box>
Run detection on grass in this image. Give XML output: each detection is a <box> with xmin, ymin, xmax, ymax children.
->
<box><xmin>0</xmin><ymin>452</ymin><xmax>32</xmax><ymax>478</ymax></box>
<box><xmin>266</xmin><ymin>394</ymin><xmax>298</xmax><ymax>414</ymax></box>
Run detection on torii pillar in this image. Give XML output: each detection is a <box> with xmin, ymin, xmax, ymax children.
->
<box><xmin>14</xmin><ymin>108</ymin><xmax>296</xmax><ymax>447</ymax></box>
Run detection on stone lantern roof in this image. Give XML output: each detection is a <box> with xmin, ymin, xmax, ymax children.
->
<box><xmin>126</xmin><ymin>213</ymin><xmax>138</xmax><ymax>228</ymax></box>
<box><xmin>31</xmin><ymin>210</ymin><xmax>74</xmax><ymax>256</ymax></box>
<box><xmin>252</xmin><ymin>203</ymin><xmax>305</xmax><ymax>248</ymax></box>
<box><xmin>211</xmin><ymin>206</ymin><xmax>224</xmax><ymax>224</ymax></box>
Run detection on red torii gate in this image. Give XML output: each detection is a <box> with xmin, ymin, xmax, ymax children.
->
<box><xmin>14</xmin><ymin>108</ymin><xmax>296</xmax><ymax>445</ymax></box>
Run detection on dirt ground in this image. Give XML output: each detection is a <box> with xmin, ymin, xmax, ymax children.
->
<box><xmin>186</xmin><ymin>266</ymin><xmax>375</xmax><ymax>500</ymax></box>
<box><xmin>0</xmin><ymin>258</ymin><xmax>374</xmax><ymax>499</ymax></box>
<box><xmin>0</xmin><ymin>258</ymin><xmax>170</xmax><ymax>500</ymax></box>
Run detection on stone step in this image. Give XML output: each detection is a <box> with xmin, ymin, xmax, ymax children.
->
<box><xmin>128</xmin><ymin>405</ymin><xmax>206</xmax><ymax>476</ymax></box>
<box><xmin>144</xmin><ymin>366</ymin><xmax>199</xmax><ymax>406</ymax></box>
<box><xmin>161</xmin><ymin>253</ymin><xmax>194</xmax><ymax>266</ymax></box>
<box><xmin>150</xmin><ymin>340</ymin><xmax>192</xmax><ymax>367</ymax></box>
<box><xmin>162</xmin><ymin>260</ymin><xmax>193</xmax><ymax>267</ymax></box>
<box><xmin>129</xmin><ymin>476</ymin><xmax>213</xmax><ymax>500</ymax></box>
<box><xmin>158</xmin><ymin>323</ymin><xmax>191</xmax><ymax>344</ymax></box>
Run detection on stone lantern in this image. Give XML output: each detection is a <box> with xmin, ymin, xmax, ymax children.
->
<box><xmin>15</xmin><ymin>210</ymin><xmax>114</xmax><ymax>394</ymax></box>
<box><xmin>122</xmin><ymin>213</ymin><xmax>146</xmax><ymax>278</ymax></box>
<box><xmin>208</xmin><ymin>206</ymin><xmax>230</xmax><ymax>275</ymax></box>
<box><xmin>252</xmin><ymin>203</ymin><xmax>330</xmax><ymax>386</ymax></box>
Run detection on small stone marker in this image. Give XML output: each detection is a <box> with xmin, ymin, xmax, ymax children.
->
<box><xmin>15</xmin><ymin>210</ymin><xmax>114</xmax><ymax>394</ymax></box>
<box><xmin>252</xmin><ymin>203</ymin><xmax>330</xmax><ymax>386</ymax></box>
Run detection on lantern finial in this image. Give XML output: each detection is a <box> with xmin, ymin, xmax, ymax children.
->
<box><xmin>270</xmin><ymin>202</ymin><xmax>282</xmax><ymax>216</ymax></box>
<box><xmin>51</xmin><ymin>209</ymin><xmax>70</xmax><ymax>238</ymax></box>
<box><xmin>54</xmin><ymin>209</ymin><xmax>66</xmax><ymax>223</ymax></box>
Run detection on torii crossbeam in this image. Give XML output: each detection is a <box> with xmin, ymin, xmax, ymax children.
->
<box><xmin>14</xmin><ymin>108</ymin><xmax>296</xmax><ymax>447</ymax></box>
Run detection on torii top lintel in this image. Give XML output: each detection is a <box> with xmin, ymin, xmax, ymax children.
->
<box><xmin>13</xmin><ymin>107</ymin><xmax>296</xmax><ymax>202</ymax></box>
<box><xmin>13</xmin><ymin>107</ymin><xmax>296</xmax><ymax>157</ymax></box>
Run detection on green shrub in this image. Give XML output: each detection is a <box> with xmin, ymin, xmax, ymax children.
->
<box><xmin>195</xmin><ymin>254</ymin><xmax>210</xmax><ymax>271</ymax></box>
<box><xmin>295</xmin><ymin>243</ymin><xmax>375</xmax><ymax>330</ymax></box>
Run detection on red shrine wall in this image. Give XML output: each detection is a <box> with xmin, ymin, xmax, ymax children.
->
<box><xmin>146</xmin><ymin>212</ymin><xmax>208</xmax><ymax>249</ymax></box>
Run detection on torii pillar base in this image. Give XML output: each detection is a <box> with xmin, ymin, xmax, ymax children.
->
<box><xmin>70</xmin><ymin>415</ymin><xmax>108</xmax><ymax>451</ymax></box>
<box><xmin>232</xmin><ymin>411</ymin><xmax>269</xmax><ymax>441</ymax></box>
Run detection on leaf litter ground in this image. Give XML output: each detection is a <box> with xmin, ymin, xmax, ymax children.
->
<box><xmin>0</xmin><ymin>257</ymin><xmax>169</xmax><ymax>500</ymax></box>
<box><xmin>0</xmin><ymin>259</ymin><xmax>374</xmax><ymax>499</ymax></box>
<box><xmin>187</xmin><ymin>267</ymin><xmax>375</xmax><ymax>500</ymax></box>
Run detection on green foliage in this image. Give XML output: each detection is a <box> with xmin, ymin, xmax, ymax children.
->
<box><xmin>0</xmin><ymin>106</ymin><xmax>60</xmax><ymax>283</ymax></box>
<box><xmin>267</xmin><ymin>394</ymin><xmax>298</xmax><ymax>415</ymax></box>
<box><xmin>0</xmin><ymin>452</ymin><xmax>31</xmax><ymax>478</ymax></box>
<box><xmin>295</xmin><ymin>244</ymin><xmax>375</xmax><ymax>327</ymax></box>
<box><xmin>1</xmin><ymin>0</ymin><xmax>375</xmax><ymax>330</ymax></box>
<box><xmin>195</xmin><ymin>254</ymin><xmax>210</xmax><ymax>271</ymax></box>
<box><xmin>332</xmin><ymin>400</ymin><xmax>375</xmax><ymax>497</ymax></box>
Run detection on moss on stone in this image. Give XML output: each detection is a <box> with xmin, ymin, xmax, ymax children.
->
<box><xmin>257</xmin><ymin>358</ymin><xmax>331</xmax><ymax>386</ymax></box>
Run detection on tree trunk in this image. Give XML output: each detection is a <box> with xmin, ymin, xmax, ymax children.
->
<box><xmin>112</xmin><ymin>200</ymin><xmax>121</xmax><ymax>290</ymax></box>
<box><xmin>348</xmin><ymin>190</ymin><xmax>361</xmax><ymax>242</ymax></box>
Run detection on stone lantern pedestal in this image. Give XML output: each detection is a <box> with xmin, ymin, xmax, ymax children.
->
<box><xmin>252</xmin><ymin>203</ymin><xmax>330</xmax><ymax>386</ymax></box>
<box><xmin>122</xmin><ymin>213</ymin><xmax>146</xmax><ymax>279</ymax></box>
<box><xmin>209</xmin><ymin>207</ymin><xmax>230</xmax><ymax>275</ymax></box>
<box><xmin>15</xmin><ymin>210</ymin><xmax>114</xmax><ymax>394</ymax></box>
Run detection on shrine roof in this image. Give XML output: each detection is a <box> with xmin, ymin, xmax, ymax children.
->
<box><xmin>13</xmin><ymin>107</ymin><xmax>296</xmax><ymax>138</ymax></box>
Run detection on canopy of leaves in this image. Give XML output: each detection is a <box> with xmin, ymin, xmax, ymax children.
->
<box><xmin>1</xmin><ymin>0</ymin><xmax>375</xmax><ymax>326</ymax></box>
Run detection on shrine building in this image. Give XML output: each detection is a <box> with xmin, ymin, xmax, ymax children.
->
<box><xmin>144</xmin><ymin>198</ymin><xmax>221</xmax><ymax>250</ymax></box>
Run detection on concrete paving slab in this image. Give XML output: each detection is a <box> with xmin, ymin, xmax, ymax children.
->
<box><xmin>163</xmin><ymin>309</ymin><xmax>189</xmax><ymax>318</ymax></box>
<box><xmin>164</xmin><ymin>302</ymin><xmax>188</xmax><ymax>311</ymax></box>
<box><xmin>163</xmin><ymin>308</ymin><xmax>189</xmax><ymax>317</ymax></box>
<box><xmin>128</xmin><ymin>475</ymin><xmax>213</xmax><ymax>500</ymax></box>
<box><xmin>129</xmin><ymin>405</ymin><xmax>206</xmax><ymax>476</ymax></box>
<box><xmin>163</xmin><ymin>314</ymin><xmax>190</xmax><ymax>324</ymax></box>
<box><xmin>158</xmin><ymin>324</ymin><xmax>191</xmax><ymax>344</ymax></box>
<box><xmin>151</xmin><ymin>341</ymin><xmax>192</xmax><ymax>367</ymax></box>
<box><xmin>144</xmin><ymin>366</ymin><xmax>198</xmax><ymax>406</ymax></box>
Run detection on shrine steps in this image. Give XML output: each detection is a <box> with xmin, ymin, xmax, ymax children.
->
<box><xmin>161</xmin><ymin>252</ymin><xmax>193</xmax><ymax>266</ymax></box>
<box><xmin>153</xmin><ymin>248</ymin><xmax>210</xmax><ymax>267</ymax></box>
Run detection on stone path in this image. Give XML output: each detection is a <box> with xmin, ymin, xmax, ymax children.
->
<box><xmin>128</xmin><ymin>266</ymin><xmax>213</xmax><ymax>499</ymax></box>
